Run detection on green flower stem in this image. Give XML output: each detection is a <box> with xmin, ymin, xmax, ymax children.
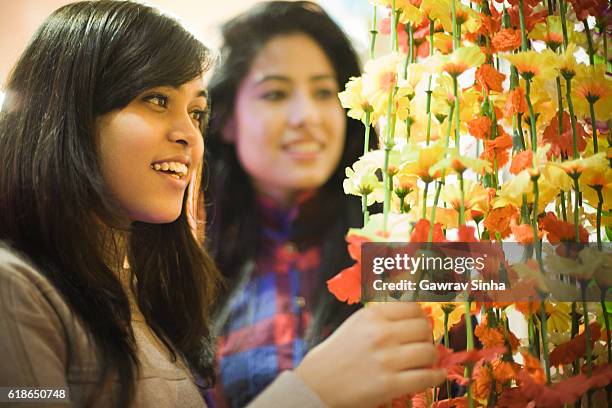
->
<box><xmin>459</xmin><ymin>171</ymin><xmax>466</xmax><ymax>226</ymax></box>
<box><xmin>588</xmin><ymin>100</ymin><xmax>599</xmax><ymax>153</ymax></box>
<box><xmin>382</xmin><ymin>87</ymin><xmax>396</xmax><ymax>233</ymax></box>
<box><xmin>429</xmin><ymin>105</ymin><xmax>454</xmax><ymax>241</ymax></box>
<box><xmin>602</xmin><ymin>290</ymin><xmax>611</xmax><ymax>363</ymax></box>
<box><xmin>518</xmin><ymin>0</ymin><xmax>529</xmax><ymax>51</ymax></box>
<box><xmin>572</xmin><ymin>175</ymin><xmax>581</xmax><ymax>242</ymax></box>
<box><xmin>426</xmin><ymin>19</ymin><xmax>434</xmax><ymax>145</ymax></box>
<box><xmin>583</xmin><ymin>19</ymin><xmax>596</xmax><ymax>66</ymax></box>
<box><xmin>601</xmin><ymin>290</ymin><xmax>611</xmax><ymax>406</ymax></box>
<box><xmin>370</xmin><ymin>5</ymin><xmax>378</xmax><ymax>59</ymax></box>
<box><xmin>443</xmin><ymin>309</ymin><xmax>452</xmax><ymax>399</ymax></box>
<box><xmin>581</xmin><ymin>282</ymin><xmax>594</xmax><ymax>408</ymax></box>
<box><xmin>451</xmin><ymin>0</ymin><xmax>459</xmax><ymax>51</ymax></box>
<box><xmin>362</xmin><ymin>194</ymin><xmax>369</xmax><ymax>226</ymax></box>
<box><xmin>560</xmin><ymin>190</ymin><xmax>568</xmax><ymax>221</ymax></box>
<box><xmin>517</xmin><ymin>113</ymin><xmax>527</xmax><ymax>152</ymax></box>
<box><xmin>429</xmin><ymin>181</ymin><xmax>442</xmax><ymax>242</ymax></box>
<box><xmin>453</xmin><ymin>75</ymin><xmax>461</xmax><ymax>152</ymax></box>
<box><xmin>408</xmin><ymin>24</ymin><xmax>414</xmax><ymax>65</ymax></box>
<box><xmin>391</xmin><ymin>0</ymin><xmax>399</xmax><ymax>52</ymax></box>
<box><xmin>360</xmin><ymin>110</ymin><xmax>372</xmax><ymax>227</ymax></box>
<box><xmin>532</xmin><ymin>176</ymin><xmax>543</xmax><ymax>268</ymax></box>
<box><xmin>422</xmin><ymin>181</ymin><xmax>430</xmax><ymax>220</ymax></box>
<box><xmin>539</xmin><ymin>301</ymin><xmax>552</xmax><ymax>384</ymax></box>
<box><xmin>603</xmin><ymin>22</ymin><xmax>610</xmax><ymax>72</ymax></box>
<box><xmin>363</xmin><ymin>110</ymin><xmax>372</xmax><ymax>155</ymax></box>
<box><xmin>528</xmin><ymin>314</ymin><xmax>537</xmax><ymax>355</ymax></box>
<box><xmin>595</xmin><ymin>186</ymin><xmax>604</xmax><ymax>248</ymax></box>
<box><xmin>464</xmin><ymin>300</ymin><xmax>474</xmax><ymax>408</ymax></box>
<box><xmin>524</xmin><ymin>77</ymin><xmax>538</xmax><ymax>155</ymax></box>
<box><xmin>559</xmin><ymin>0</ymin><xmax>569</xmax><ymax>48</ymax></box>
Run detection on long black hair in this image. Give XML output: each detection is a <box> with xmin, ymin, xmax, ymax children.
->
<box><xmin>204</xmin><ymin>1</ymin><xmax>376</xmax><ymax>345</ymax></box>
<box><xmin>0</xmin><ymin>1</ymin><xmax>220</xmax><ymax>406</ymax></box>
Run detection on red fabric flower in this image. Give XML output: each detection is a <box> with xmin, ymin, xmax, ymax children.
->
<box><xmin>541</xmin><ymin>111</ymin><xmax>587</xmax><ymax>159</ymax></box>
<box><xmin>435</xmin><ymin>344</ymin><xmax>506</xmax><ymax>369</ymax></box>
<box><xmin>550</xmin><ymin>322</ymin><xmax>602</xmax><ymax>366</ymax></box>
<box><xmin>410</xmin><ymin>219</ymin><xmax>446</xmax><ymax>242</ymax></box>
<box><xmin>539</xmin><ymin>212</ymin><xmax>589</xmax><ymax>244</ymax></box>
<box><xmin>326</xmin><ymin>235</ymin><xmax>370</xmax><ymax>304</ymax></box>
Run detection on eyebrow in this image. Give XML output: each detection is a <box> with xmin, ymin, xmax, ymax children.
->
<box><xmin>254</xmin><ymin>74</ymin><xmax>336</xmax><ymax>86</ymax></box>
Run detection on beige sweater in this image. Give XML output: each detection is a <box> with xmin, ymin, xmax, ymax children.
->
<box><xmin>0</xmin><ymin>247</ymin><xmax>325</xmax><ymax>407</ymax></box>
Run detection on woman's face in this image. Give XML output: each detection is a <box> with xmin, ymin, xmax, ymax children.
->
<box><xmin>228</xmin><ymin>33</ymin><xmax>346</xmax><ymax>206</ymax></box>
<box><xmin>96</xmin><ymin>77</ymin><xmax>206</xmax><ymax>224</ymax></box>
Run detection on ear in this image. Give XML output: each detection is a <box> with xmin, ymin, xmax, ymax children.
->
<box><xmin>221</xmin><ymin>118</ymin><xmax>236</xmax><ymax>143</ymax></box>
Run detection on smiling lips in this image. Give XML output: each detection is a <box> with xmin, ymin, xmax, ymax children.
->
<box><xmin>150</xmin><ymin>161</ymin><xmax>188</xmax><ymax>179</ymax></box>
<box><xmin>282</xmin><ymin>139</ymin><xmax>324</xmax><ymax>158</ymax></box>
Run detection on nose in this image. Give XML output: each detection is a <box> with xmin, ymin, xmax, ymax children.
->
<box><xmin>288</xmin><ymin>90</ymin><xmax>321</xmax><ymax>128</ymax></box>
<box><xmin>167</xmin><ymin>112</ymin><xmax>201</xmax><ymax>147</ymax></box>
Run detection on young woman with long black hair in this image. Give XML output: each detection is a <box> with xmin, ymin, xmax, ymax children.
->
<box><xmin>0</xmin><ymin>2</ymin><xmax>444</xmax><ymax>407</ymax></box>
<box><xmin>204</xmin><ymin>2</ymin><xmax>442</xmax><ymax>407</ymax></box>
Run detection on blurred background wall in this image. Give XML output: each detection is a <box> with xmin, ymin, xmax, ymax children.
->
<box><xmin>0</xmin><ymin>0</ymin><xmax>374</xmax><ymax>92</ymax></box>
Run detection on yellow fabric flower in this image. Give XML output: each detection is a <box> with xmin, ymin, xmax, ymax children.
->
<box><xmin>441</xmin><ymin>178</ymin><xmax>490</xmax><ymax>215</ymax></box>
<box><xmin>399</xmin><ymin>141</ymin><xmax>447</xmax><ymax>183</ymax></box>
<box><xmin>546</xmin><ymin>302</ymin><xmax>572</xmax><ymax>333</ymax></box>
<box><xmin>343</xmin><ymin>162</ymin><xmax>383</xmax><ymax>206</ymax></box>
<box><xmin>551</xmin><ymin>152</ymin><xmax>608</xmax><ymax>178</ymax></box>
<box><xmin>338</xmin><ymin>76</ymin><xmax>377</xmax><ymax>124</ymax></box>
<box><xmin>572</xmin><ymin>64</ymin><xmax>612</xmax><ymax>121</ymax></box>
<box><xmin>421</xmin><ymin>302</ymin><xmax>475</xmax><ymax>341</ymax></box>
<box><xmin>502</xmin><ymin>50</ymin><xmax>559</xmax><ymax>80</ymax></box>
<box><xmin>440</xmin><ymin>46</ymin><xmax>486</xmax><ymax>77</ymax></box>
<box><xmin>420</xmin><ymin>0</ymin><xmax>452</xmax><ymax>32</ymax></box>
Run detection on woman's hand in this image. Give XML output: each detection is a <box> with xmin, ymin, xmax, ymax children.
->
<box><xmin>295</xmin><ymin>302</ymin><xmax>445</xmax><ymax>408</ymax></box>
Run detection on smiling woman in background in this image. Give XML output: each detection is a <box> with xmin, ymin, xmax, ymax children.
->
<box><xmin>204</xmin><ymin>2</ymin><xmax>442</xmax><ymax>407</ymax></box>
<box><xmin>0</xmin><ymin>1</ymin><xmax>444</xmax><ymax>407</ymax></box>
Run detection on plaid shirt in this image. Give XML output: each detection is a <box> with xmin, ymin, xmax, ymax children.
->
<box><xmin>210</xmin><ymin>195</ymin><xmax>321</xmax><ymax>408</ymax></box>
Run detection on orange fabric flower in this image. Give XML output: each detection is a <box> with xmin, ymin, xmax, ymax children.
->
<box><xmin>482</xmin><ymin>132</ymin><xmax>513</xmax><ymax>168</ymax></box>
<box><xmin>467</xmin><ymin>116</ymin><xmax>492</xmax><ymax>140</ymax></box>
<box><xmin>520</xmin><ymin>351</ymin><xmax>546</xmax><ymax>384</ymax></box>
<box><xmin>492</xmin><ymin>360</ymin><xmax>519</xmax><ymax>384</ymax></box>
<box><xmin>484</xmin><ymin>205</ymin><xmax>518</xmax><ymax>239</ymax></box>
<box><xmin>509</xmin><ymin>150</ymin><xmax>533</xmax><ymax>175</ymax></box>
<box><xmin>505</xmin><ymin>87</ymin><xmax>528</xmax><ymax>116</ymax></box>
<box><xmin>541</xmin><ymin>111</ymin><xmax>587</xmax><ymax>159</ymax></box>
<box><xmin>511</xmin><ymin>223</ymin><xmax>542</xmax><ymax>244</ymax></box>
<box><xmin>492</xmin><ymin>28</ymin><xmax>522</xmax><ymax>52</ymax></box>
<box><xmin>476</xmin><ymin>64</ymin><xmax>506</xmax><ymax>93</ymax></box>
<box><xmin>432</xmin><ymin>397</ymin><xmax>468</xmax><ymax>408</ymax></box>
<box><xmin>473</xmin><ymin>365</ymin><xmax>494</xmax><ymax>401</ymax></box>
<box><xmin>475</xmin><ymin>318</ymin><xmax>506</xmax><ymax>348</ymax></box>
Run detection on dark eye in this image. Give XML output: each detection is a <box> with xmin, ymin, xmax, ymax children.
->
<box><xmin>261</xmin><ymin>90</ymin><xmax>287</xmax><ymax>101</ymax></box>
<box><xmin>190</xmin><ymin>109</ymin><xmax>206</xmax><ymax>125</ymax></box>
<box><xmin>315</xmin><ymin>88</ymin><xmax>336</xmax><ymax>99</ymax></box>
<box><xmin>144</xmin><ymin>93</ymin><xmax>168</xmax><ymax>108</ymax></box>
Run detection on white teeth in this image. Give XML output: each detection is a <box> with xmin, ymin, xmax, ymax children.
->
<box><xmin>285</xmin><ymin>141</ymin><xmax>321</xmax><ymax>154</ymax></box>
<box><xmin>150</xmin><ymin>161</ymin><xmax>189</xmax><ymax>177</ymax></box>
